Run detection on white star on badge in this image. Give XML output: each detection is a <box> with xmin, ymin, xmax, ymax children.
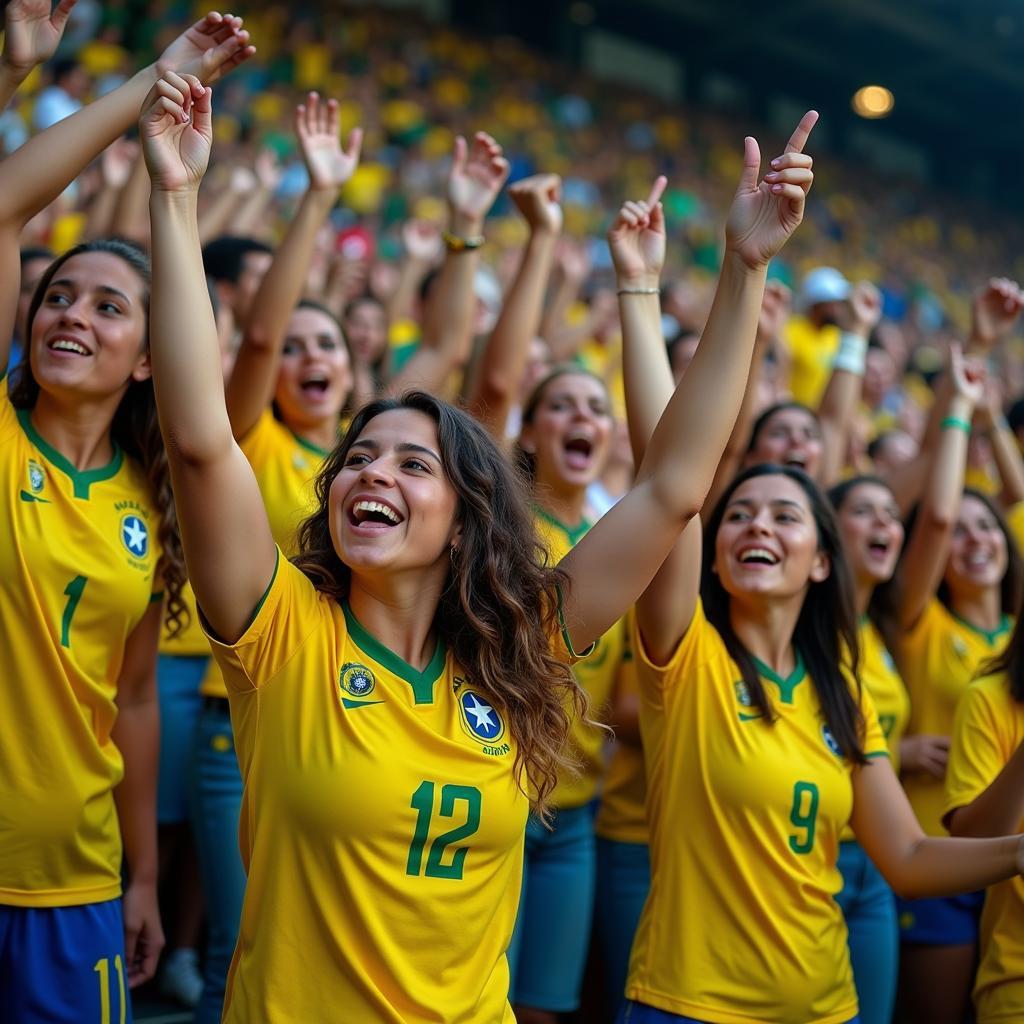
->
<box><xmin>465</xmin><ymin>694</ymin><xmax>495</xmax><ymax>732</ymax></box>
<box><xmin>123</xmin><ymin>517</ymin><xmax>147</xmax><ymax>553</ymax></box>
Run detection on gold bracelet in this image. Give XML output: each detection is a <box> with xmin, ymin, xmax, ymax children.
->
<box><xmin>443</xmin><ymin>231</ymin><xmax>485</xmax><ymax>252</ymax></box>
<box><xmin>617</xmin><ymin>287</ymin><xmax>659</xmax><ymax>295</ymax></box>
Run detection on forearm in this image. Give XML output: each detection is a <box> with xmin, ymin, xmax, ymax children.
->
<box><xmin>949</xmin><ymin>744</ymin><xmax>1024</xmax><ymax>837</ymax></box>
<box><xmin>923</xmin><ymin>394</ymin><xmax>972</xmax><ymax>523</ymax></box>
<box><xmin>232</xmin><ymin>185</ymin><xmax>272</xmax><ymax>238</ymax></box>
<box><xmin>989</xmin><ymin>419</ymin><xmax>1024</xmax><ymax>504</ymax></box>
<box><xmin>150</xmin><ymin>190</ymin><xmax>234</xmax><ymax>461</ymax></box>
<box><xmin>539</xmin><ymin>269</ymin><xmax>579</xmax><ymax>343</ymax></box>
<box><xmin>197</xmin><ymin>181</ymin><xmax>243</xmax><ymax>246</ymax></box>
<box><xmin>0</xmin><ymin>64</ymin><xmax>158</xmax><ymax>227</ymax></box>
<box><xmin>470</xmin><ymin>228</ymin><xmax>557</xmax><ymax>432</ymax></box>
<box><xmin>112</xmin><ymin>698</ymin><xmax>160</xmax><ymax>886</ymax></box>
<box><xmin>888</xmin><ymin>833</ymin><xmax>1021</xmax><ymax>900</ymax></box>
<box><xmin>387</xmin><ymin>255</ymin><xmax>431</xmax><ymax>324</ymax></box>
<box><xmin>619</xmin><ymin>289</ymin><xmax>670</xmax><ymax>460</ymax></box>
<box><xmin>83</xmin><ymin>182</ymin><xmax>120</xmax><ymax>241</ymax></box>
<box><xmin>637</xmin><ymin>253</ymin><xmax>765</xmax><ymax>516</ymax></box>
<box><xmin>111</xmin><ymin>150</ymin><xmax>152</xmax><ymax>244</ymax></box>
<box><xmin>0</xmin><ymin>61</ymin><xmax>29</xmax><ymax>115</ymax></box>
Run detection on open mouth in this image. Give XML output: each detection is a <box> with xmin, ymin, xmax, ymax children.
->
<box><xmin>965</xmin><ymin>552</ymin><xmax>992</xmax><ymax>570</ymax></box>
<box><xmin>738</xmin><ymin>547</ymin><xmax>779</xmax><ymax>566</ymax></box>
<box><xmin>866</xmin><ymin>536</ymin><xmax>891</xmax><ymax>557</ymax></box>
<box><xmin>47</xmin><ymin>337</ymin><xmax>91</xmax><ymax>356</ymax></box>
<box><xmin>784</xmin><ymin>453</ymin><xmax>807</xmax><ymax>469</ymax></box>
<box><xmin>348</xmin><ymin>499</ymin><xmax>405</xmax><ymax>529</ymax></box>
<box><xmin>300</xmin><ymin>375</ymin><xmax>329</xmax><ymax>395</ymax></box>
<box><xmin>563</xmin><ymin>435</ymin><xmax>594</xmax><ymax>470</ymax></box>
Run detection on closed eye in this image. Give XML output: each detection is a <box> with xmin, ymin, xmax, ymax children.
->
<box><xmin>402</xmin><ymin>458</ymin><xmax>429</xmax><ymax>472</ymax></box>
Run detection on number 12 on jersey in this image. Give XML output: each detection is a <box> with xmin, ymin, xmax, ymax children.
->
<box><xmin>406</xmin><ymin>781</ymin><xmax>482</xmax><ymax>880</ymax></box>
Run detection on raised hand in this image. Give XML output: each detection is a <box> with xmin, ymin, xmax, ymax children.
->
<box><xmin>970</xmin><ymin>277</ymin><xmax>1024</xmax><ymax>350</ymax></box>
<box><xmin>556</xmin><ymin>239</ymin><xmax>591</xmax><ymax>283</ymax></box>
<box><xmin>102</xmin><ymin>137</ymin><xmax>140</xmax><ymax>189</ymax></box>
<box><xmin>295</xmin><ymin>92</ymin><xmax>362</xmax><ymax>193</ymax></box>
<box><xmin>725</xmin><ymin>111</ymin><xmax>818</xmax><ymax>271</ymax></box>
<box><xmin>608</xmin><ymin>175</ymin><xmax>667</xmax><ymax>288</ymax></box>
<box><xmin>848</xmin><ymin>280</ymin><xmax>882</xmax><ymax>336</ymax></box>
<box><xmin>2</xmin><ymin>0</ymin><xmax>77</xmax><ymax>76</ymax></box>
<box><xmin>949</xmin><ymin>343</ymin><xmax>987</xmax><ymax>409</ymax></box>
<box><xmin>448</xmin><ymin>131</ymin><xmax>509</xmax><ymax>231</ymax></box>
<box><xmin>140</xmin><ymin>72</ymin><xmax>213</xmax><ymax>193</ymax></box>
<box><xmin>253</xmin><ymin>147</ymin><xmax>282</xmax><ymax>193</ymax></box>
<box><xmin>155</xmin><ymin>12</ymin><xmax>255</xmax><ymax>85</ymax></box>
<box><xmin>757</xmin><ymin>280</ymin><xmax>792</xmax><ymax>344</ymax></box>
<box><xmin>402</xmin><ymin>218</ymin><xmax>443</xmax><ymax>262</ymax></box>
<box><xmin>509</xmin><ymin>173</ymin><xmax>563</xmax><ymax>235</ymax></box>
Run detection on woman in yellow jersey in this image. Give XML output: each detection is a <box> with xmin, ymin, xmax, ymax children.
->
<box><xmin>945</xmin><ymin>617</ymin><xmax>1024</xmax><ymax>1024</ymax></box>
<box><xmin>0</xmin><ymin>12</ymin><xmax>253</xmax><ymax>1020</ymax></box>
<box><xmin>828</xmin><ymin>475</ymin><xmax>913</xmax><ymax>1024</ymax></box>
<box><xmin>142</xmin><ymin>72</ymin><xmax>785</xmax><ymax>1024</ymax></box>
<box><xmin>464</xmin><ymin>171</ymin><xmax>624</xmax><ymax>1021</ymax></box>
<box><xmin>893</xmin><ymin>351</ymin><xmax>1023</xmax><ymax>1024</ymax></box>
<box><xmin>610</xmin><ymin>151</ymin><xmax>1024</xmax><ymax>1024</ymax></box>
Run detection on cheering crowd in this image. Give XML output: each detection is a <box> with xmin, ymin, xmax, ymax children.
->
<box><xmin>2</xmin><ymin>3</ymin><xmax>1024</xmax><ymax>1024</ymax></box>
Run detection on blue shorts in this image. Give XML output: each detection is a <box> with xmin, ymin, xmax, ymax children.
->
<box><xmin>618</xmin><ymin>1003</ymin><xmax>860</xmax><ymax>1024</ymax></box>
<box><xmin>156</xmin><ymin>653</ymin><xmax>207</xmax><ymax>825</ymax></box>
<box><xmin>897</xmin><ymin>890</ymin><xmax>985</xmax><ymax>946</ymax></box>
<box><xmin>0</xmin><ymin>899</ymin><xmax>132</xmax><ymax>1022</ymax></box>
<box><xmin>507</xmin><ymin>803</ymin><xmax>596</xmax><ymax>1012</ymax></box>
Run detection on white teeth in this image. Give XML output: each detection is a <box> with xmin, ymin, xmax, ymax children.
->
<box><xmin>354</xmin><ymin>500</ymin><xmax>400</xmax><ymax>524</ymax></box>
<box><xmin>50</xmin><ymin>339</ymin><xmax>88</xmax><ymax>355</ymax></box>
<box><xmin>739</xmin><ymin>548</ymin><xmax>779</xmax><ymax>564</ymax></box>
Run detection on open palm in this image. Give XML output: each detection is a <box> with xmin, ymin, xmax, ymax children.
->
<box><xmin>155</xmin><ymin>12</ymin><xmax>255</xmax><ymax>85</ymax></box>
<box><xmin>296</xmin><ymin>92</ymin><xmax>363</xmax><ymax>192</ymax></box>
<box><xmin>449</xmin><ymin>132</ymin><xmax>509</xmax><ymax>223</ymax></box>
<box><xmin>140</xmin><ymin>73</ymin><xmax>213</xmax><ymax>193</ymax></box>
<box><xmin>3</xmin><ymin>0</ymin><xmax>77</xmax><ymax>73</ymax></box>
<box><xmin>726</xmin><ymin>111</ymin><xmax>818</xmax><ymax>271</ymax></box>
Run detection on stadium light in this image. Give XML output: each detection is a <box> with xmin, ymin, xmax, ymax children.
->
<box><xmin>852</xmin><ymin>85</ymin><xmax>894</xmax><ymax>119</ymax></box>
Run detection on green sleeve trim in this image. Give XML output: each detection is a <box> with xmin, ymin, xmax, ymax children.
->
<box><xmin>556</xmin><ymin>584</ymin><xmax>595</xmax><ymax>660</ymax></box>
<box><xmin>247</xmin><ymin>548</ymin><xmax>281</xmax><ymax>628</ymax></box>
<box><xmin>865</xmin><ymin>750</ymin><xmax>891</xmax><ymax>760</ymax></box>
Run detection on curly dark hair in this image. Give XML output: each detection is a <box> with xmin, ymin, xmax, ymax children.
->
<box><xmin>294</xmin><ymin>390</ymin><xmax>586</xmax><ymax>818</ymax></box>
<box><xmin>10</xmin><ymin>239</ymin><xmax>187</xmax><ymax>636</ymax></box>
<box><xmin>702</xmin><ymin>464</ymin><xmax>868</xmax><ymax>763</ymax></box>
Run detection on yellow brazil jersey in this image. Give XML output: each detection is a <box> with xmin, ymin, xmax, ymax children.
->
<box><xmin>897</xmin><ymin>599</ymin><xmax>1011</xmax><ymax>836</ymax></box>
<box><xmin>209</xmin><ymin>554</ymin><xmax>532</xmax><ymax>1023</ymax></box>
<box><xmin>238</xmin><ymin>408</ymin><xmax>330</xmax><ymax>556</ymax></box>
<box><xmin>626</xmin><ymin>603</ymin><xmax>888</xmax><ymax>1024</ymax></box>
<box><xmin>594</xmin><ymin>625</ymin><xmax>648</xmax><ymax>845</ymax></box>
<box><xmin>859</xmin><ymin>618</ymin><xmax>911</xmax><ymax>769</ymax></box>
<box><xmin>783</xmin><ymin>315</ymin><xmax>841</xmax><ymax>408</ymax></box>
<box><xmin>0</xmin><ymin>388</ymin><xmax>162</xmax><ymax>906</ymax></box>
<box><xmin>533</xmin><ymin>508</ymin><xmax>626</xmax><ymax>808</ymax></box>
<box><xmin>944</xmin><ymin>674</ymin><xmax>1024</xmax><ymax>1024</ymax></box>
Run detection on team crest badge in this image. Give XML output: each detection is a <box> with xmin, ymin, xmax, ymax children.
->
<box><xmin>458</xmin><ymin>689</ymin><xmax>505</xmax><ymax>743</ymax></box>
<box><xmin>339</xmin><ymin>662</ymin><xmax>376</xmax><ymax>697</ymax></box>
<box><xmin>120</xmin><ymin>514</ymin><xmax>149</xmax><ymax>558</ymax></box>
<box><xmin>27</xmin><ymin>459</ymin><xmax>44</xmax><ymax>493</ymax></box>
<box><xmin>822</xmin><ymin>723</ymin><xmax>842</xmax><ymax>758</ymax></box>
<box><xmin>734</xmin><ymin>679</ymin><xmax>754</xmax><ymax>707</ymax></box>
<box><xmin>952</xmin><ymin>636</ymin><xmax>968</xmax><ymax>659</ymax></box>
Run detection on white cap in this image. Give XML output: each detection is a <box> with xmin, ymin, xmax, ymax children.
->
<box><xmin>800</xmin><ymin>266</ymin><xmax>850</xmax><ymax>308</ymax></box>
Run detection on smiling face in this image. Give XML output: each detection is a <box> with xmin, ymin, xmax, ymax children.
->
<box><xmin>836</xmin><ymin>481</ymin><xmax>904</xmax><ymax>586</ymax></box>
<box><xmin>714</xmin><ymin>474</ymin><xmax>830</xmax><ymax>605</ymax></box>
<box><xmin>328</xmin><ymin>408</ymin><xmax>461</xmax><ymax>578</ymax></box>
<box><xmin>520</xmin><ymin>372</ymin><xmax>613</xmax><ymax>491</ymax></box>
<box><xmin>274</xmin><ymin>306</ymin><xmax>353</xmax><ymax>432</ymax></box>
<box><xmin>29</xmin><ymin>251</ymin><xmax>149</xmax><ymax>401</ymax></box>
<box><xmin>747</xmin><ymin>405</ymin><xmax>823</xmax><ymax>477</ymax></box>
<box><xmin>944</xmin><ymin>493</ymin><xmax>1009</xmax><ymax>601</ymax></box>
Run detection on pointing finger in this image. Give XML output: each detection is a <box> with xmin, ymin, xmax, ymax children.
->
<box><xmin>784</xmin><ymin>110</ymin><xmax>819</xmax><ymax>155</ymax></box>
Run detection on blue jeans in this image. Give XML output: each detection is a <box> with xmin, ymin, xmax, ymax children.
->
<box><xmin>836</xmin><ymin>840</ymin><xmax>897</xmax><ymax>1024</ymax></box>
<box><xmin>156</xmin><ymin>654</ymin><xmax>207</xmax><ymax>824</ymax></box>
<box><xmin>595</xmin><ymin>836</ymin><xmax>650</xmax><ymax>1014</ymax></box>
<box><xmin>618</xmin><ymin>1004</ymin><xmax>861</xmax><ymax>1024</ymax></box>
<box><xmin>507</xmin><ymin>804</ymin><xmax>596</xmax><ymax>1012</ymax></box>
<box><xmin>188</xmin><ymin>700</ymin><xmax>245</xmax><ymax>1024</ymax></box>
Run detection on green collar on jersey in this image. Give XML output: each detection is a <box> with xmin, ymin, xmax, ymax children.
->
<box><xmin>342</xmin><ymin>601</ymin><xmax>447</xmax><ymax>705</ymax></box>
<box><xmin>289</xmin><ymin>426</ymin><xmax>332</xmax><ymax>459</ymax></box>
<box><xmin>752</xmin><ymin>649</ymin><xmax>806</xmax><ymax>705</ymax></box>
<box><xmin>533</xmin><ymin>505</ymin><xmax>592</xmax><ymax>547</ymax></box>
<box><xmin>16</xmin><ymin>407</ymin><xmax>123</xmax><ymax>499</ymax></box>
<box><xmin>952</xmin><ymin>611</ymin><xmax>1011</xmax><ymax>647</ymax></box>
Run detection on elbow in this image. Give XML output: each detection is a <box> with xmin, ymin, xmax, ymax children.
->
<box><xmin>921</xmin><ymin>504</ymin><xmax>956</xmax><ymax>533</ymax></box>
<box><xmin>163</xmin><ymin>424</ymin><xmax>235</xmax><ymax>470</ymax></box>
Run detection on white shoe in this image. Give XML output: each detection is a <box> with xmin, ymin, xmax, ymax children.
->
<box><xmin>160</xmin><ymin>947</ymin><xmax>204</xmax><ymax>1008</ymax></box>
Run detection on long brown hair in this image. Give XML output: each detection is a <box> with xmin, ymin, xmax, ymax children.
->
<box><xmin>10</xmin><ymin>239</ymin><xmax>187</xmax><ymax>635</ymax></box>
<box><xmin>294</xmin><ymin>391</ymin><xmax>586</xmax><ymax>818</ymax></box>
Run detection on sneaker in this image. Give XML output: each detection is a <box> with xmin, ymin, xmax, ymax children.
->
<box><xmin>160</xmin><ymin>947</ymin><xmax>203</xmax><ymax>1008</ymax></box>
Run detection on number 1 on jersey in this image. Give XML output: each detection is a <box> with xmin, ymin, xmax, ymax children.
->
<box><xmin>406</xmin><ymin>781</ymin><xmax>482</xmax><ymax>880</ymax></box>
<box><xmin>61</xmin><ymin>575</ymin><xmax>88</xmax><ymax>648</ymax></box>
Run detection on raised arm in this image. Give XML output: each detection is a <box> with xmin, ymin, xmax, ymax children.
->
<box><xmin>897</xmin><ymin>346</ymin><xmax>985</xmax><ymax>631</ymax></box>
<box><xmin>467</xmin><ymin>173</ymin><xmax>562</xmax><ymax>438</ymax></box>
<box><xmin>144</xmin><ymin>72</ymin><xmax>275</xmax><ymax>644</ymax></box>
<box><xmin>225</xmin><ymin>92</ymin><xmax>362</xmax><ymax>440</ymax></box>
<box><xmin>0</xmin><ymin>12</ymin><xmax>254</xmax><ymax>371</ymax></box>
<box><xmin>817</xmin><ymin>281</ymin><xmax>882</xmax><ymax>487</ymax></box>
<box><xmin>392</xmin><ymin>132</ymin><xmax>508</xmax><ymax>397</ymax></box>
<box><xmin>0</xmin><ymin>0</ymin><xmax>77</xmax><ymax>113</ymax></box>
<box><xmin>387</xmin><ymin>218</ymin><xmax>442</xmax><ymax>325</ymax></box>
<box><xmin>977</xmin><ymin>379</ymin><xmax>1024</xmax><ymax>506</ymax></box>
<box><xmin>558</xmin><ymin>112</ymin><xmax>819</xmax><ymax>651</ymax></box>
